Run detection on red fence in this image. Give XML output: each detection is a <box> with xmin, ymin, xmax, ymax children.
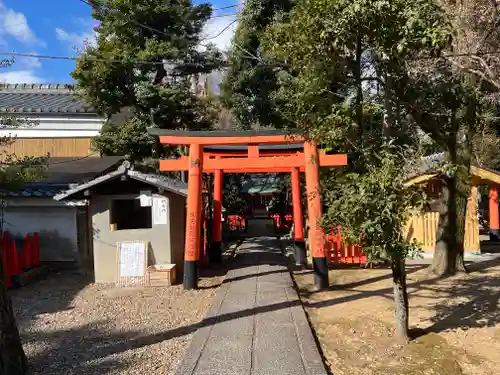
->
<box><xmin>226</xmin><ymin>215</ymin><xmax>246</xmax><ymax>230</ymax></box>
<box><xmin>271</xmin><ymin>214</ymin><xmax>293</xmax><ymax>231</ymax></box>
<box><xmin>1</xmin><ymin>232</ymin><xmax>40</xmax><ymax>289</ymax></box>
<box><xmin>324</xmin><ymin>227</ymin><xmax>367</xmax><ymax>265</ymax></box>
<box><xmin>225</xmin><ymin>214</ymin><xmax>367</xmax><ymax>266</ymax></box>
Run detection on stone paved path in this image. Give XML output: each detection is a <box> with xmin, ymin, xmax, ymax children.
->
<box><xmin>174</xmin><ymin>237</ymin><xmax>328</xmax><ymax>375</ymax></box>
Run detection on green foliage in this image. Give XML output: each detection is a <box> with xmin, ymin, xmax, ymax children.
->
<box><xmin>0</xmin><ymin>63</ymin><xmax>46</xmax><ymax>188</ymax></box>
<box><xmin>0</xmin><ymin>154</ymin><xmax>48</xmax><ymax>191</ymax></box>
<box><xmin>91</xmin><ymin>118</ymin><xmax>155</xmax><ymax>159</ymax></box>
<box><xmin>220</xmin><ymin>0</ymin><xmax>296</xmax><ymax>129</ymax></box>
<box><xmin>72</xmin><ymin>0</ymin><xmax>223</xmax><ymax>160</ymax></box>
<box><xmin>322</xmin><ymin>145</ymin><xmax>426</xmax><ymax>262</ymax></box>
<box><xmin>223</xmin><ymin>174</ymin><xmax>249</xmax><ymax>215</ymax></box>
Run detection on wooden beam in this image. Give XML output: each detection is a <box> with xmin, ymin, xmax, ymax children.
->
<box><xmin>160</xmin><ymin>153</ymin><xmax>347</xmax><ymax>172</ymax></box>
<box><xmin>403</xmin><ymin>174</ymin><xmax>439</xmax><ymax>187</ymax></box>
<box><xmin>159</xmin><ymin>134</ymin><xmax>304</xmax><ymax>145</ymax></box>
<box><xmin>204</xmin><ymin>167</ymin><xmax>307</xmax><ymax>173</ymax></box>
<box><xmin>204</xmin><ymin>151</ymin><xmax>301</xmax><ymax>157</ymax></box>
<box><xmin>471</xmin><ymin>165</ymin><xmax>500</xmax><ymax>185</ymax></box>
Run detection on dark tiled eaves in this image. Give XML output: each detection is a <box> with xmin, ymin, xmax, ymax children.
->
<box><xmin>54</xmin><ymin>163</ymin><xmax>188</xmax><ymax>201</ymax></box>
<box><xmin>0</xmin><ymin>185</ymin><xmax>66</xmax><ymax>198</ymax></box>
<box><xmin>0</xmin><ymin>84</ymin><xmax>96</xmax><ymax>114</ymax></box>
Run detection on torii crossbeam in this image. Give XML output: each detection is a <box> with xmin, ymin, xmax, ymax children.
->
<box><xmin>148</xmin><ymin>129</ymin><xmax>348</xmax><ymax>291</ymax></box>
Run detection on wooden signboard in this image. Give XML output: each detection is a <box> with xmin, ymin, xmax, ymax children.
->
<box><xmin>116</xmin><ymin>240</ymin><xmax>148</xmax><ymax>287</ymax></box>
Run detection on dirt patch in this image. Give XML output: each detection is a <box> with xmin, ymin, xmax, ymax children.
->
<box><xmin>11</xmin><ymin>268</ymin><xmax>224</xmax><ymax>375</ymax></box>
<box><xmin>294</xmin><ymin>259</ymin><xmax>500</xmax><ymax>375</ymax></box>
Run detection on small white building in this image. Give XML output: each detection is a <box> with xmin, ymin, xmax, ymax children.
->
<box><xmin>0</xmin><ymin>83</ymin><xmax>118</xmax><ymax>267</ymax></box>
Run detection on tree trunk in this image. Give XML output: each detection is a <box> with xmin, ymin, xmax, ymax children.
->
<box><xmin>0</xmin><ymin>259</ymin><xmax>28</xmax><ymax>374</ymax></box>
<box><xmin>430</xmin><ymin>173</ymin><xmax>469</xmax><ymax>276</ymax></box>
<box><xmin>430</xmin><ymin>176</ymin><xmax>455</xmax><ymax>276</ymax></box>
<box><xmin>430</xmin><ymin>116</ymin><xmax>472</xmax><ymax>277</ymax></box>
<box><xmin>391</xmin><ymin>255</ymin><xmax>409</xmax><ymax>343</ymax></box>
<box><xmin>454</xmin><ymin>167</ymin><xmax>469</xmax><ymax>273</ymax></box>
<box><xmin>354</xmin><ymin>32</ymin><xmax>364</xmax><ymax>139</ymax></box>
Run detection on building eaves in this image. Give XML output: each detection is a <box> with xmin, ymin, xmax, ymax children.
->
<box><xmin>54</xmin><ymin>162</ymin><xmax>188</xmax><ymax>201</ymax></box>
<box><xmin>0</xmin><ymin>83</ymin><xmax>96</xmax><ymax>114</ymax></box>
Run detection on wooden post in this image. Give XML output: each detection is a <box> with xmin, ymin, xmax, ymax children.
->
<box><xmin>291</xmin><ymin>167</ymin><xmax>306</xmax><ymax>267</ymax></box>
<box><xmin>489</xmin><ymin>185</ymin><xmax>499</xmax><ymax>240</ymax></box>
<box><xmin>304</xmin><ymin>141</ymin><xmax>328</xmax><ymax>290</ymax></box>
<box><xmin>183</xmin><ymin>143</ymin><xmax>203</xmax><ymax>290</ymax></box>
<box><xmin>209</xmin><ymin>162</ymin><xmax>223</xmax><ymax>264</ymax></box>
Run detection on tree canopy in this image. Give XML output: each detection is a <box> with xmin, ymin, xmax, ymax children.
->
<box><xmin>253</xmin><ymin>0</ymin><xmax>463</xmax><ymax>340</ymax></box>
<box><xmin>72</xmin><ymin>0</ymin><xmax>223</xmax><ymax>160</ymax></box>
<box><xmin>220</xmin><ymin>0</ymin><xmax>295</xmax><ymax>129</ymax></box>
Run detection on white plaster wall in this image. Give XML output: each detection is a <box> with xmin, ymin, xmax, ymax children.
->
<box><xmin>4</xmin><ymin>205</ymin><xmax>78</xmax><ymax>262</ymax></box>
<box><xmin>0</xmin><ymin>114</ymin><xmax>105</xmax><ymax>138</ymax></box>
<box><xmin>91</xmin><ymin>193</ymin><xmax>173</xmax><ymax>283</ymax></box>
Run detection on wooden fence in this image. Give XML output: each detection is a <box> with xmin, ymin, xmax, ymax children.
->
<box><xmin>404</xmin><ymin>211</ymin><xmax>479</xmax><ymax>252</ymax></box>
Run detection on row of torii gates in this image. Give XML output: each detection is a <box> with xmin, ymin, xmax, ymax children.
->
<box><xmin>149</xmin><ymin>129</ymin><xmax>348</xmax><ymax>290</ymax></box>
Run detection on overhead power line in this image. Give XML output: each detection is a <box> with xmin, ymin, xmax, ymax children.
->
<box><xmin>79</xmin><ymin>0</ymin><xmax>239</xmax><ymax>22</ymax></box>
<box><xmin>3</xmin><ymin>49</ymin><xmax>500</xmax><ymax>69</ymax></box>
<box><xmin>210</xmin><ymin>13</ymin><xmax>239</xmax><ymax>18</ymax></box>
<box><xmin>78</xmin><ymin>0</ymin><xmax>239</xmax><ymax>50</ymax></box>
<box><xmin>0</xmin><ymin>52</ymin><xmax>170</xmax><ymax>65</ymax></box>
<box><xmin>46</xmin><ymin>152</ymin><xmax>99</xmax><ymax>165</ymax></box>
<box><xmin>202</xmin><ymin>20</ymin><xmax>238</xmax><ymax>41</ymax></box>
<box><xmin>212</xmin><ymin>4</ymin><xmax>240</xmax><ymax>11</ymax></box>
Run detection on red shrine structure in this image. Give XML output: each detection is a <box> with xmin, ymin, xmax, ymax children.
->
<box><xmin>148</xmin><ymin>129</ymin><xmax>348</xmax><ymax>290</ymax></box>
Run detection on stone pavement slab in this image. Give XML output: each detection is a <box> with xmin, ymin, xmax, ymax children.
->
<box><xmin>174</xmin><ymin>237</ymin><xmax>328</xmax><ymax>375</ymax></box>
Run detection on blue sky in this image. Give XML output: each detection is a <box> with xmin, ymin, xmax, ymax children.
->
<box><xmin>0</xmin><ymin>0</ymin><xmax>239</xmax><ymax>84</ymax></box>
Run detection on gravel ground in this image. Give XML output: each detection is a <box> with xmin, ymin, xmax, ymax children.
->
<box><xmin>10</xmin><ymin>269</ymin><xmax>224</xmax><ymax>375</ymax></box>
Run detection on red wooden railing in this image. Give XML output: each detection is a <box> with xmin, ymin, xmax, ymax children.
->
<box><xmin>324</xmin><ymin>226</ymin><xmax>367</xmax><ymax>265</ymax></box>
<box><xmin>270</xmin><ymin>214</ymin><xmax>293</xmax><ymax>231</ymax></box>
<box><xmin>225</xmin><ymin>213</ymin><xmax>367</xmax><ymax>266</ymax></box>
<box><xmin>226</xmin><ymin>215</ymin><xmax>246</xmax><ymax>230</ymax></box>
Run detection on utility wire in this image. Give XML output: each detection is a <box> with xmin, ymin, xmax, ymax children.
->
<box><xmin>202</xmin><ymin>20</ymin><xmax>237</xmax><ymax>41</ymax></box>
<box><xmin>210</xmin><ymin>13</ymin><xmax>239</xmax><ymax>18</ymax></box>
<box><xmin>79</xmin><ymin>0</ymin><xmax>238</xmax><ymax>22</ymax></box>
<box><xmin>212</xmin><ymin>4</ymin><xmax>240</xmax><ymax>11</ymax></box>
<box><xmin>78</xmin><ymin>0</ymin><xmax>239</xmax><ymax>50</ymax></box>
<box><xmin>0</xmin><ymin>52</ymin><xmax>171</xmax><ymax>65</ymax></box>
<box><xmin>3</xmin><ymin>49</ymin><xmax>500</xmax><ymax>67</ymax></box>
<box><xmin>46</xmin><ymin>152</ymin><xmax>100</xmax><ymax>165</ymax></box>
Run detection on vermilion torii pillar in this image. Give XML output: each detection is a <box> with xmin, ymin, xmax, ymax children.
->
<box><xmin>184</xmin><ymin>144</ymin><xmax>203</xmax><ymax>289</ymax></box>
<box><xmin>291</xmin><ymin>167</ymin><xmax>306</xmax><ymax>267</ymax></box>
<box><xmin>489</xmin><ymin>185</ymin><xmax>499</xmax><ymax>240</ymax></box>
<box><xmin>150</xmin><ymin>129</ymin><xmax>347</xmax><ymax>290</ymax></box>
<box><xmin>210</xmin><ymin>163</ymin><xmax>223</xmax><ymax>264</ymax></box>
<box><xmin>304</xmin><ymin>141</ymin><xmax>328</xmax><ymax>289</ymax></box>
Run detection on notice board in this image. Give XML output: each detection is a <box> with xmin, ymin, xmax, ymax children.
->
<box><xmin>116</xmin><ymin>240</ymin><xmax>148</xmax><ymax>287</ymax></box>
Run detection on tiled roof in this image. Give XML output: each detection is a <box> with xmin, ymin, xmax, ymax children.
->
<box><xmin>416</xmin><ymin>152</ymin><xmax>445</xmax><ymax>174</ymax></box>
<box><xmin>0</xmin><ymin>84</ymin><xmax>95</xmax><ymax>114</ymax></box>
<box><xmin>40</xmin><ymin>156</ymin><xmax>124</xmax><ymax>184</ymax></box>
<box><xmin>0</xmin><ymin>185</ymin><xmax>66</xmax><ymax>198</ymax></box>
<box><xmin>54</xmin><ymin>161</ymin><xmax>188</xmax><ymax>201</ymax></box>
<box><xmin>241</xmin><ymin>174</ymin><xmax>284</xmax><ymax>194</ymax></box>
<box><xmin>0</xmin><ymin>156</ymin><xmax>123</xmax><ymax>198</ymax></box>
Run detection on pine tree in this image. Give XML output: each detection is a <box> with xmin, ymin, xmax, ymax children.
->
<box><xmin>72</xmin><ymin>0</ymin><xmax>223</xmax><ymax>160</ymax></box>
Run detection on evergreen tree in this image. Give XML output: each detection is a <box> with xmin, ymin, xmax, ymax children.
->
<box><xmin>220</xmin><ymin>0</ymin><xmax>295</xmax><ymax>129</ymax></box>
<box><xmin>72</xmin><ymin>0</ymin><xmax>223</xmax><ymax>160</ymax></box>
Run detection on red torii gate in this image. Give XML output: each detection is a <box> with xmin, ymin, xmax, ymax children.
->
<box><xmin>149</xmin><ymin>129</ymin><xmax>348</xmax><ymax>290</ymax></box>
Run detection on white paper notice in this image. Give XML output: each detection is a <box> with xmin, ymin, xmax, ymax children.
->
<box><xmin>153</xmin><ymin>196</ymin><xmax>168</xmax><ymax>225</ymax></box>
<box><xmin>139</xmin><ymin>190</ymin><xmax>153</xmax><ymax>207</ymax></box>
<box><xmin>119</xmin><ymin>241</ymin><xmax>146</xmax><ymax>277</ymax></box>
